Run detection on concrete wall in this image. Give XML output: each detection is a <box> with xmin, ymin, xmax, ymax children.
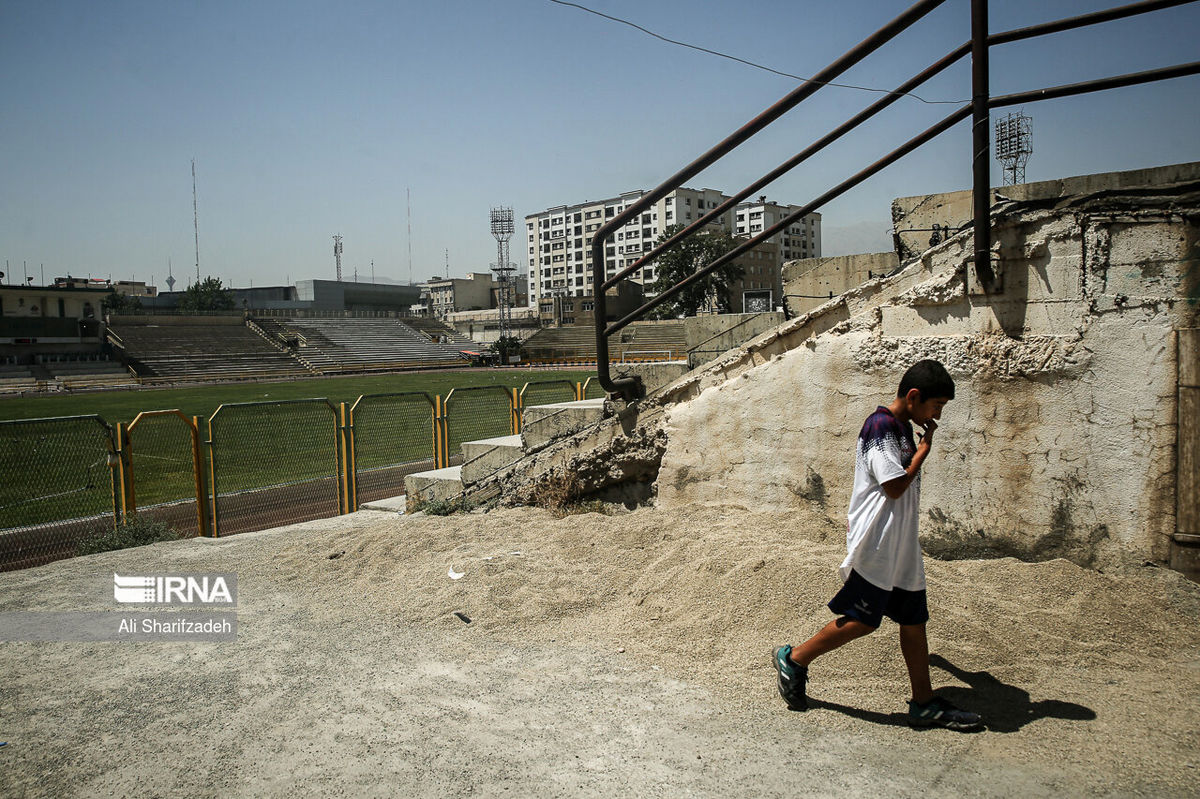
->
<box><xmin>654</xmin><ymin>183</ymin><xmax>1200</xmax><ymax>568</ymax></box>
<box><xmin>782</xmin><ymin>252</ymin><xmax>899</xmax><ymax>317</ymax></box>
<box><xmin>682</xmin><ymin>312</ymin><xmax>785</xmax><ymax>366</ymax></box>
<box><xmin>891</xmin><ymin>161</ymin><xmax>1200</xmax><ymax>262</ymax></box>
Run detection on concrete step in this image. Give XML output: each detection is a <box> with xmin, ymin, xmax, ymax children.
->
<box><xmin>460</xmin><ymin>434</ymin><xmax>525</xmax><ymax>486</ymax></box>
<box><xmin>403</xmin><ymin>466</ymin><xmax>463</xmax><ymax>506</ymax></box>
<box><xmin>521</xmin><ymin>398</ymin><xmax>607</xmax><ymax>450</ymax></box>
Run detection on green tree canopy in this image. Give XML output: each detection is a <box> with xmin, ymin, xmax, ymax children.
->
<box><xmin>100</xmin><ymin>289</ymin><xmax>142</xmax><ymax>315</ymax></box>
<box><xmin>177</xmin><ymin>276</ymin><xmax>235</xmax><ymax>313</ymax></box>
<box><xmin>646</xmin><ymin>224</ymin><xmax>744</xmax><ymax>318</ymax></box>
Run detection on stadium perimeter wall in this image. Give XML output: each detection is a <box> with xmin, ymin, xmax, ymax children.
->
<box><xmin>652</xmin><ymin>176</ymin><xmax>1199</xmax><ymax>573</ymax></box>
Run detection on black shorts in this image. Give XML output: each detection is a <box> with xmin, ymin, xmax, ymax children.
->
<box><xmin>827</xmin><ymin>569</ymin><xmax>929</xmax><ymax>628</ymax></box>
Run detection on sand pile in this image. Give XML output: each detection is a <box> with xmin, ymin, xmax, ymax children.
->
<box><xmin>4</xmin><ymin>502</ymin><xmax>1199</xmax><ymax>796</ymax></box>
<box><xmin>264</xmin><ymin>502</ymin><xmax>1200</xmax><ymax>789</ymax></box>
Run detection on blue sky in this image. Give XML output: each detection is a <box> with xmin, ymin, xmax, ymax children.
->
<box><xmin>2</xmin><ymin>0</ymin><xmax>1197</xmax><ymax>290</ymax></box>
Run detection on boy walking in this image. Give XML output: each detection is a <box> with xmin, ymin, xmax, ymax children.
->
<box><xmin>773</xmin><ymin>359</ymin><xmax>982</xmax><ymax>731</ymax></box>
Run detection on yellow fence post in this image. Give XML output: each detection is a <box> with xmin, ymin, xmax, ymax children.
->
<box><xmin>341</xmin><ymin>402</ymin><xmax>357</xmax><ymax>513</ymax></box>
<box><xmin>107</xmin><ymin>430</ymin><xmax>122</xmax><ymax>530</ymax></box>
<box><xmin>207</xmin><ymin>414</ymin><xmax>220</xmax><ymax>538</ymax></box>
<box><xmin>116</xmin><ymin>422</ymin><xmax>136</xmax><ymax>521</ymax></box>
<box><xmin>511</xmin><ymin>387</ymin><xmax>521</xmax><ymax>435</ymax></box>
<box><xmin>192</xmin><ymin>415</ymin><xmax>212</xmax><ymax>537</ymax></box>
<box><xmin>432</xmin><ymin>395</ymin><xmax>446</xmax><ymax>469</ymax></box>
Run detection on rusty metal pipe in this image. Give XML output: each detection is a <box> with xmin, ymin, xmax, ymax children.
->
<box><xmin>606</xmin><ymin>105</ymin><xmax>974</xmax><ymax>336</ymax></box>
<box><xmin>590</xmin><ymin>0</ymin><xmax>949</xmax><ymax>398</ymax></box>
<box><xmin>991</xmin><ymin>60</ymin><xmax>1200</xmax><ymax>107</ymax></box>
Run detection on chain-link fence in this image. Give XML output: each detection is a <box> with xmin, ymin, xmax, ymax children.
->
<box><xmin>349</xmin><ymin>392</ymin><xmax>436</xmax><ymax>508</ymax></box>
<box><xmin>518</xmin><ymin>380</ymin><xmax>578</xmax><ymax>411</ymax></box>
<box><xmin>124</xmin><ymin>411</ymin><xmax>206</xmax><ymax>538</ymax></box>
<box><xmin>581</xmin><ymin>377</ymin><xmax>607</xmax><ymax>400</ymax></box>
<box><xmin>1</xmin><ymin>378</ymin><xmax>607</xmax><ymax>568</ymax></box>
<box><xmin>443</xmin><ymin>386</ymin><xmax>515</xmax><ymax>463</ymax></box>
<box><xmin>0</xmin><ymin>416</ymin><xmax>117</xmax><ymax>571</ymax></box>
<box><xmin>208</xmin><ymin>399</ymin><xmax>343</xmax><ymax>536</ymax></box>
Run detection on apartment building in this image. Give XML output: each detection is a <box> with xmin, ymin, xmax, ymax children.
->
<box><xmin>525</xmin><ymin>187</ymin><xmax>820</xmax><ymax>313</ymax></box>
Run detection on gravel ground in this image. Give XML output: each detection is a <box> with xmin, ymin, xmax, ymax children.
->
<box><xmin>1</xmin><ymin>502</ymin><xmax>1198</xmax><ymax>798</ymax></box>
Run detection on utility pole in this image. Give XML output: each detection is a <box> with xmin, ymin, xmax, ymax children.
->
<box><xmin>333</xmin><ymin>234</ymin><xmax>343</xmax><ymax>282</ymax></box>
<box><xmin>192</xmin><ymin>159</ymin><xmax>201</xmax><ymax>283</ymax></box>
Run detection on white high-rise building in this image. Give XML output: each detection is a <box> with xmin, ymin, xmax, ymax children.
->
<box><xmin>525</xmin><ymin>187</ymin><xmax>820</xmax><ymax>306</ymax></box>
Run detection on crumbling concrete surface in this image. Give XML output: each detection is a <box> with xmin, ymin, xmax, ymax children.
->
<box><xmin>657</xmin><ymin>178</ymin><xmax>1200</xmax><ymax>569</ymax></box>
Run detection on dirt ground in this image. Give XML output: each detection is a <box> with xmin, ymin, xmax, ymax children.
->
<box><xmin>1</xmin><ymin>501</ymin><xmax>1198</xmax><ymax>798</ymax></box>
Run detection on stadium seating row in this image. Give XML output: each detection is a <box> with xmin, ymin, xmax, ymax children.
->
<box><xmin>105</xmin><ymin>317</ymin><xmax>477</xmax><ymax>383</ymax></box>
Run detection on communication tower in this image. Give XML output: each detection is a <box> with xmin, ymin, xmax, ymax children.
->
<box><xmin>333</xmin><ymin>235</ymin><xmax>343</xmax><ymax>282</ymax></box>
<box><xmin>490</xmin><ymin>207</ymin><xmax>516</xmax><ymax>339</ymax></box>
<box><xmin>995</xmin><ymin>112</ymin><xmax>1033</xmax><ymax>186</ymax></box>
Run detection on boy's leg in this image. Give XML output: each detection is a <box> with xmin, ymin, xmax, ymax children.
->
<box><xmin>791</xmin><ymin>617</ymin><xmax>875</xmax><ymax>667</ymax></box>
<box><xmin>772</xmin><ymin>618</ymin><xmax>873</xmax><ymax>710</ymax></box>
<box><xmin>898</xmin><ymin>623</ymin><xmax>933</xmax><ymax>705</ymax></box>
<box><xmin>900</xmin><ymin>622</ymin><xmax>982</xmax><ymax>730</ymax></box>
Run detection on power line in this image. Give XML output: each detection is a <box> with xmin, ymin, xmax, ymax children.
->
<box><xmin>546</xmin><ymin>0</ymin><xmax>965</xmax><ymax>105</ymax></box>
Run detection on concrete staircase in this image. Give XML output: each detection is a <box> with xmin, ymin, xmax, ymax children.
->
<box><xmin>404</xmin><ymin>399</ymin><xmax>608</xmax><ymax>506</ymax></box>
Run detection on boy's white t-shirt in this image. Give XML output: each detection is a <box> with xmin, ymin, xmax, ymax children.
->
<box><xmin>841</xmin><ymin>406</ymin><xmax>926</xmax><ymax>592</ymax></box>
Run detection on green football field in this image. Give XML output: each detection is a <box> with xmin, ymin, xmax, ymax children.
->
<box><xmin>0</xmin><ymin>367</ymin><xmax>601</xmax><ymax>553</ymax></box>
<box><xmin>0</xmin><ymin>367</ymin><xmax>598</xmax><ymax>424</ymax></box>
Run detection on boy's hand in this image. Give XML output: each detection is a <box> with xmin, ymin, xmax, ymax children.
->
<box><xmin>917</xmin><ymin>419</ymin><xmax>937</xmax><ymax>447</ymax></box>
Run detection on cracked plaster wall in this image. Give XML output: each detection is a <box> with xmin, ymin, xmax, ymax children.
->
<box><xmin>656</xmin><ymin>203</ymin><xmax>1198</xmax><ymax>567</ymax></box>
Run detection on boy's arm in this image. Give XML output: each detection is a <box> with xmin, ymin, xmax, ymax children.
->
<box><xmin>881</xmin><ymin>421</ymin><xmax>935</xmax><ymax>500</ymax></box>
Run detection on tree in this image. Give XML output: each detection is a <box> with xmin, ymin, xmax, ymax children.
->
<box><xmin>490</xmin><ymin>335</ymin><xmax>522</xmax><ymax>364</ymax></box>
<box><xmin>101</xmin><ymin>289</ymin><xmax>142</xmax><ymax>315</ymax></box>
<box><xmin>646</xmin><ymin>224</ymin><xmax>744</xmax><ymax>318</ymax></box>
<box><xmin>177</xmin><ymin>276</ymin><xmax>235</xmax><ymax>313</ymax></box>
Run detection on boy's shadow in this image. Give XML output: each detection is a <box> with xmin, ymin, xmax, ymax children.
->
<box><xmin>809</xmin><ymin>653</ymin><xmax>1096</xmax><ymax>733</ymax></box>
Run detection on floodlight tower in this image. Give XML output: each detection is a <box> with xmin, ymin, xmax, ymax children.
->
<box><xmin>333</xmin><ymin>235</ymin><xmax>343</xmax><ymax>282</ymax></box>
<box><xmin>490</xmin><ymin>207</ymin><xmax>516</xmax><ymax>339</ymax></box>
<box><xmin>995</xmin><ymin>112</ymin><xmax>1033</xmax><ymax>186</ymax></box>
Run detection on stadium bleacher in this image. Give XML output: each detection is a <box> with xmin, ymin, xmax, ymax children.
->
<box><xmin>36</xmin><ymin>353</ymin><xmax>135</xmax><ymax>390</ymax></box>
<box><xmin>273</xmin><ymin>318</ymin><xmax>468</xmax><ymax>372</ymax></box>
<box><xmin>0</xmin><ymin>362</ymin><xmax>37</xmax><ymax>394</ymax></box>
<box><xmin>399</xmin><ymin>317</ymin><xmax>475</xmax><ymax>348</ymax></box>
<box><xmin>109</xmin><ymin>319</ymin><xmax>312</xmax><ymax>382</ymax></box>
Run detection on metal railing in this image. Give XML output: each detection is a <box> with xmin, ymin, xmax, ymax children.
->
<box><xmin>591</xmin><ymin>0</ymin><xmax>1200</xmax><ymax>400</ymax></box>
<box><xmin>0</xmin><ymin>375</ymin><xmax>606</xmax><ymax>570</ymax></box>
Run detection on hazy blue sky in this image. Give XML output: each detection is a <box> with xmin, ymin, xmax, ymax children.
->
<box><xmin>2</xmin><ymin>0</ymin><xmax>1197</xmax><ymax>290</ymax></box>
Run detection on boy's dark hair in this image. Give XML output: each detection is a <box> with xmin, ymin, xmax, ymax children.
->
<box><xmin>897</xmin><ymin>359</ymin><xmax>955</xmax><ymax>401</ymax></box>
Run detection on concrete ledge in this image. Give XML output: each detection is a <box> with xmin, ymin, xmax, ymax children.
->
<box><xmin>359</xmin><ymin>495</ymin><xmax>408</xmax><ymax>513</ymax></box>
<box><xmin>403</xmin><ymin>466</ymin><xmax>463</xmax><ymax>505</ymax></box>
<box><xmin>521</xmin><ymin>399</ymin><xmax>606</xmax><ymax>450</ymax></box>
<box><xmin>461</xmin><ymin>435</ymin><xmax>525</xmax><ymax>485</ymax></box>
